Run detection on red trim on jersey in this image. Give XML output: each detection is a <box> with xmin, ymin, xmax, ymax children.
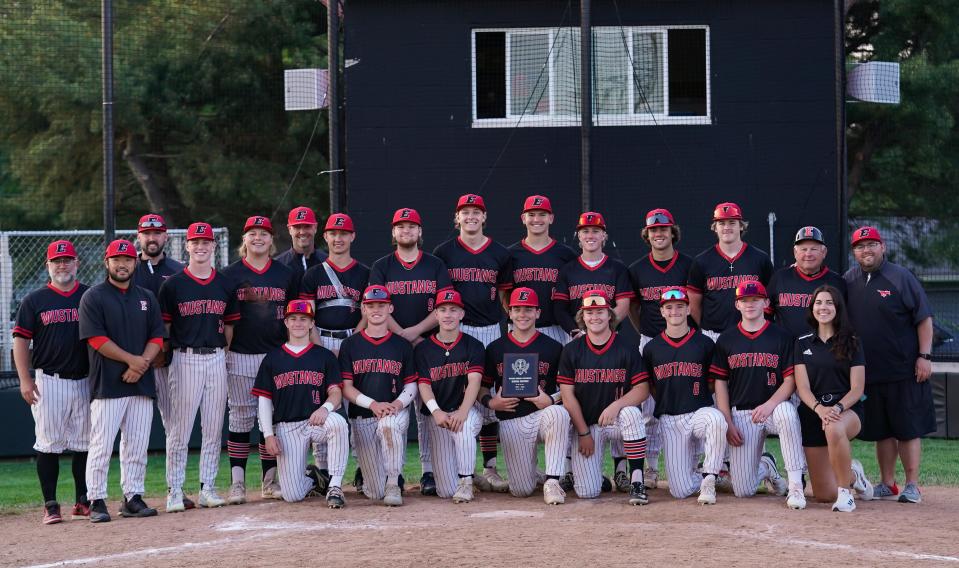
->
<box><xmin>586</xmin><ymin>332</ymin><xmax>616</xmax><ymax>356</ymax></box>
<box><xmin>437</xmin><ymin>285</ymin><xmax>454</xmax><ymax>294</ymax></box>
<box><xmin>148</xmin><ymin>337</ymin><xmax>164</xmax><ymax>346</ymax></box>
<box><xmin>87</xmin><ymin>336</ymin><xmax>109</xmax><ymax>350</ymax></box>
<box><xmin>507</xmin><ymin>330</ymin><xmax>540</xmax><ymax>348</ymax></box>
<box><xmin>714</xmin><ymin>242</ymin><xmax>747</xmax><ymax>264</ymax></box>
<box><xmin>577</xmin><ymin>255</ymin><xmax>608</xmax><ymax>271</ymax></box>
<box><xmin>456</xmin><ymin>236</ymin><xmax>492</xmax><ymax>255</ymax></box>
<box><xmin>782</xmin><ymin>365</ymin><xmax>795</xmax><ymax>378</ymax></box>
<box><xmin>430</xmin><ymin>332</ymin><xmax>462</xmax><ymax>351</ymax></box>
<box><xmin>12</xmin><ymin>326</ymin><xmax>33</xmax><ymax>339</ymax></box>
<box><xmin>251</xmin><ymin>387</ymin><xmax>272</xmax><ymax>399</ymax></box>
<box><xmin>648</xmin><ymin>252</ymin><xmax>679</xmax><ymax>274</ymax></box>
<box><xmin>551</xmin><ymin>292</ymin><xmax>570</xmax><ymax>300</ymax></box>
<box><xmin>394</xmin><ymin>250</ymin><xmax>422</xmax><ymax>270</ymax></box>
<box><xmin>521</xmin><ymin>238</ymin><xmax>556</xmax><ymax>254</ymax></box>
<box><xmin>496</xmin><ymin>282</ymin><xmax>513</xmax><ymax>290</ymax></box>
<box><xmin>360</xmin><ymin>330</ymin><xmax>392</xmax><ymax>345</ymax></box>
<box><xmin>341</xmin><ymin>371</ymin><xmax>354</xmax><ymax>380</ymax></box>
<box><xmin>417</xmin><ymin>375</ymin><xmax>432</xmax><ymax>385</ymax></box>
<box><xmin>467</xmin><ymin>365</ymin><xmax>484</xmax><ymax>375</ymax></box>
<box><xmin>614</xmin><ymin>291</ymin><xmax>635</xmax><ymax>299</ymax></box>
<box><xmin>631</xmin><ymin>371</ymin><xmax>650</xmax><ymax>385</ymax></box>
<box><xmin>299</xmin><ymin>292</ymin><xmax>313</xmax><ymax>300</ymax></box>
<box><xmin>556</xmin><ymin>375</ymin><xmax>574</xmax><ymax>385</ymax></box>
<box><xmin>108</xmin><ymin>281</ymin><xmax>129</xmax><ymax>294</ymax></box>
<box><xmin>241</xmin><ymin>258</ymin><xmax>272</xmax><ymax>275</ymax></box>
<box><xmin>326</xmin><ymin>384</ymin><xmax>341</xmax><ymax>392</ymax></box>
<box><xmin>402</xmin><ymin>374</ymin><xmax>418</xmax><ymax>385</ymax></box>
<box><xmin>282</xmin><ymin>343</ymin><xmax>314</xmax><ymax>358</ymax></box>
<box><xmin>737</xmin><ymin>320</ymin><xmax>770</xmax><ymax>339</ymax></box>
<box><xmin>224</xmin><ymin>313</ymin><xmax>241</xmax><ymax>322</ymax></box>
<box><xmin>326</xmin><ymin>258</ymin><xmax>358</xmax><ymax>273</ymax></box>
<box><xmin>709</xmin><ymin>364</ymin><xmax>729</xmax><ymax>379</ymax></box>
<box><xmin>46</xmin><ymin>281</ymin><xmax>80</xmax><ymax>297</ymax></box>
<box><xmin>481</xmin><ymin>375</ymin><xmax>494</xmax><ymax>387</ymax></box>
<box><xmin>161</xmin><ymin>313</ymin><xmax>172</xmax><ymax>322</ymax></box>
<box><xmin>661</xmin><ymin>328</ymin><xmax>696</xmax><ymax>349</ymax></box>
<box><xmin>685</xmin><ymin>284</ymin><xmax>703</xmax><ymax>293</ymax></box>
<box><xmin>794</xmin><ymin>265</ymin><xmax>829</xmax><ymax>282</ymax></box>
<box><xmin>184</xmin><ymin>267</ymin><xmax>216</xmax><ymax>286</ymax></box>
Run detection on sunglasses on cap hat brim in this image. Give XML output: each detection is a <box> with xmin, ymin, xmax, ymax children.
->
<box><xmin>645</xmin><ymin>213</ymin><xmax>673</xmax><ymax>227</ymax></box>
<box><xmin>736</xmin><ymin>283</ymin><xmax>766</xmax><ymax>299</ymax></box>
<box><xmin>581</xmin><ymin>295</ymin><xmax>610</xmax><ymax>309</ymax></box>
<box><xmin>362</xmin><ymin>288</ymin><xmax>390</xmax><ymax>303</ymax></box>
<box><xmin>660</xmin><ymin>289</ymin><xmax>689</xmax><ymax>303</ymax></box>
<box><xmin>139</xmin><ymin>219</ymin><xmax>165</xmax><ymax>230</ymax></box>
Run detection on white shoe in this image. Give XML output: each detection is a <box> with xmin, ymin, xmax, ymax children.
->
<box><xmin>383</xmin><ymin>482</ymin><xmax>403</xmax><ymax>507</ymax></box>
<box><xmin>850</xmin><ymin>460</ymin><xmax>874</xmax><ymax>501</ymax></box>
<box><xmin>786</xmin><ymin>483</ymin><xmax>806</xmax><ymax>510</ymax></box>
<box><xmin>227</xmin><ymin>481</ymin><xmax>246</xmax><ymax>505</ymax></box>
<box><xmin>715</xmin><ymin>472</ymin><xmax>733</xmax><ymax>494</ymax></box>
<box><xmin>535</xmin><ymin>471</ymin><xmax>548</xmax><ymax>488</ymax></box>
<box><xmin>477</xmin><ymin>469</ymin><xmax>509</xmax><ymax>493</ymax></box>
<box><xmin>832</xmin><ymin>487</ymin><xmax>856</xmax><ymax>512</ymax></box>
<box><xmin>199</xmin><ymin>486</ymin><xmax>226</xmax><ymax>508</ymax></box>
<box><xmin>761</xmin><ymin>453</ymin><xmax>788</xmax><ymax>496</ymax></box>
<box><xmin>453</xmin><ymin>477</ymin><xmax>475</xmax><ymax>503</ymax></box>
<box><xmin>166</xmin><ymin>489</ymin><xmax>185</xmax><ymax>513</ymax></box>
<box><xmin>543</xmin><ymin>479</ymin><xmax>566</xmax><ymax>505</ymax></box>
<box><xmin>644</xmin><ymin>467</ymin><xmax>659</xmax><ymax>490</ymax></box>
<box><xmin>697</xmin><ymin>475</ymin><xmax>717</xmax><ymax>505</ymax></box>
<box><xmin>261</xmin><ymin>469</ymin><xmax>282</xmax><ymax>500</ymax></box>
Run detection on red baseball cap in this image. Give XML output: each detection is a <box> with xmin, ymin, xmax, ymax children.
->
<box><xmin>187</xmin><ymin>222</ymin><xmax>215</xmax><ymax>241</ymax></box>
<box><xmin>288</xmin><ymin>206</ymin><xmax>318</xmax><ymax>226</ymax></box>
<box><xmin>522</xmin><ymin>195</ymin><xmax>552</xmax><ymax>214</ymax></box>
<box><xmin>243</xmin><ymin>215</ymin><xmax>273</xmax><ymax>234</ymax></box>
<box><xmin>580</xmin><ymin>289</ymin><xmax>612</xmax><ymax>310</ymax></box>
<box><xmin>392</xmin><ymin>208</ymin><xmax>422</xmax><ymax>226</ymax></box>
<box><xmin>361</xmin><ymin>285</ymin><xmax>391</xmax><ymax>304</ymax></box>
<box><xmin>851</xmin><ymin>226</ymin><xmax>882</xmax><ymax>246</ymax></box>
<box><xmin>46</xmin><ymin>240</ymin><xmax>77</xmax><ymax>261</ymax></box>
<box><xmin>735</xmin><ymin>280</ymin><xmax>767</xmax><ymax>300</ymax></box>
<box><xmin>659</xmin><ymin>287</ymin><xmax>690</xmax><ymax>305</ymax></box>
<box><xmin>137</xmin><ymin>214</ymin><xmax>167</xmax><ymax>233</ymax></box>
<box><xmin>456</xmin><ymin>194</ymin><xmax>486</xmax><ymax>212</ymax></box>
<box><xmin>435</xmin><ymin>289</ymin><xmax>464</xmax><ymax>309</ymax></box>
<box><xmin>712</xmin><ymin>202</ymin><xmax>743</xmax><ymax>221</ymax></box>
<box><xmin>508</xmin><ymin>287</ymin><xmax>540</xmax><ymax>308</ymax></box>
<box><xmin>576</xmin><ymin>212</ymin><xmax>606</xmax><ymax>231</ymax></box>
<box><xmin>105</xmin><ymin>239</ymin><xmax>137</xmax><ymax>259</ymax></box>
<box><xmin>284</xmin><ymin>299</ymin><xmax>315</xmax><ymax>318</ymax></box>
<box><xmin>645</xmin><ymin>208</ymin><xmax>675</xmax><ymax>228</ymax></box>
<box><xmin>325</xmin><ymin>213</ymin><xmax>355</xmax><ymax>233</ymax></box>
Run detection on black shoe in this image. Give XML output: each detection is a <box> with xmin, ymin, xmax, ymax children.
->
<box><xmin>89</xmin><ymin>499</ymin><xmax>111</xmax><ymax>523</ymax></box>
<box><xmin>306</xmin><ymin>465</ymin><xmax>325</xmax><ymax>498</ymax></box>
<box><xmin>353</xmin><ymin>467</ymin><xmax>364</xmax><ymax>493</ymax></box>
<box><xmin>326</xmin><ymin>486</ymin><xmax>346</xmax><ymax>509</ymax></box>
<box><xmin>601</xmin><ymin>476</ymin><xmax>613</xmax><ymax>493</ymax></box>
<box><xmin>559</xmin><ymin>472</ymin><xmax>574</xmax><ymax>493</ymax></box>
<box><xmin>628</xmin><ymin>482</ymin><xmax>649</xmax><ymax>506</ymax></box>
<box><xmin>183</xmin><ymin>496</ymin><xmax>196</xmax><ymax>510</ymax></box>
<box><xmin>420</xmin><ymin>472</ymin><xmax>437</xmax><ymax>496</ymax></box>
<box><xmin>119</xmin><ymin>494</ymin><xmax>158</xmax><ymax>518</ymax></box>
<box><xmin>398</xmin><ymin>474</ymin><xmax>406</xmax><ymax>493</ymax></box>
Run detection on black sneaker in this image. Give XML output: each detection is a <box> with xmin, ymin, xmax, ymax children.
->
<box><xmin>119</xmin><ymin>494</ymin><xmax>158</xmax><ymax>518</ymax></box>
<box><xmin>326</xmin><ymin>486</ymin><xmax>346</xmax><ymax>509</ymax></box>
<box><xmin>601</xmin><ymin>476</ymin><xmax>613</xmax><ymax>493</ymax></box>
<box><xmin>559</xmin><ymin>472</ymin><xmax>574</xmax><ymax>493</ymax></box>
<box><xmin>398</xmin><ymin>474</ymin><xmax>406</xmax><ymax>493</ymax></box>
<box><xmin>628</xmin><ymin>482</ymin><xmax>649</xmax><ymax>506</ymax></box>
<box><xmin>89</xmin><ymin>499</ymin><xmax>111</xmax><ymax>523</ymax></box>
<box><xmin>306</xmin><ymin>465</ymin><xmax>324</xmax><ymax>498</ymax></box>
<box><xmin>420</xmin><ymin>472</ymin><xmax>437</xmax><ymax>496</ymax></box>
<box><xmin>353</xmin><ymin>467</ymin><xmax>364</xmax><ymax>494</ymax></box>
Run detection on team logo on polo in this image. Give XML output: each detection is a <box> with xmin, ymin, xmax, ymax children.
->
<box><xmin>878</xmin><ymin>290</ymin><xmax>891</xmax><ymax>298</ymax></box>
<box><xmin>140</xmin><ymin>300</ymin><xmax>148</xmax><ymax>311</ymax></box>
<box><xmin>517</xmin><ymin>290</ymin><xmax>530</xmax><ymax>303</ymax></box>
<box><xmin>332</xmin><ymin>216</ymin><xmax>346</xmax><ymax>227</ymax></box>
<box><xmin>55</xmin><ymin>243</ymin><xmax>68</xmax><ymax>254</ymax></box>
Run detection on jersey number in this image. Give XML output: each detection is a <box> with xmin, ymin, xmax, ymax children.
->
<box><xmin>218</xmin><ymin>320</ymin><xmax>225</xmax><ymax>334</ymax></box>
<box><xmin>692</xmin><ymin>382</ymin><xmax>700</xmax><ymax>396</ymax></box>
<box><xmin>767</xmin><ymin>372</ymin><xmax>777</xmax><ymax>386</ymax></box>
<box><xmin>312</xmin><ymin>390</ymin><xmax>324</xmax><ymax>405</ymax></box>
<box><xmin>490</xmin><ymin>287</ymin><xmax>496</xmax><ymax>302</ymax></box>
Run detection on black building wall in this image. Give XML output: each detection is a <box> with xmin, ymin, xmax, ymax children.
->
<box><xmin>343</xmin><ymin>0</ymin><xmax>842</xmax><ymax>270</ymax></box>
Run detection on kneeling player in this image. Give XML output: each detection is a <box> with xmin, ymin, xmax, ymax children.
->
<box><xmin>482</xmin><ymin>288</ymin><xmax>570</xmax><ymax>504</ymax></box>
<box><xmin>253</xmin><ymin>300</ymin><xmax>349</xmax><ymax>507</ymax></box>
<box><xmin>339</xmin><ymin>286</ymin><xmax>417</xmax><ymax>506</ymax></box>
<box><xmin>642</xmin><ymin>288</ymin><xmax>727</xmax><ymax>504</ymax></box>
<box><xmin>711</xmin><ymin>281</ymin><xmax>807</xmax><ymax>509</ymax></box>
<box><xmin>558</xmin><ymin>290</ymin><xmax>651</xmax><ymax>505</ymax></box>
<box><xmin>415</xmin><ymin>291</ymin><xmax>484</xmax><ymax>503</ymax></box>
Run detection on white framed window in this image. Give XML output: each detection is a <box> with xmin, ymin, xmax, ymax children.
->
<box><xmin>472</xmin><ymin>25</ymin><xmax>711</xmax><ymax>128</ymax></box>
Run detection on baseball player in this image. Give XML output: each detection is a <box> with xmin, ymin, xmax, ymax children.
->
<box><xmin>13</xmin><ymin>240</ymin><xmax>91</xmax><ymax>524</ymax></box>
<box><xmin>710</xmin><ymin>280</ymin><xmax>807</xmax><ymax>509</ymax></box>
<box><xmin>221</xmin><ymin>216</ymin><xmax>298</xmax><ymax>504</ymax></box>
<box><xmin>557</xmin><ymin>289</ymin><xmax>650</xmax><ymax>505</ymax></box>
<box><xmin>158</xmin><ymin>222</ymin><xmax>240</xmax><ymax>512</ymax></box>
<box><xmin>688</xmin><ymin>202</ymin><xmax>774</xmax><ymax>341</ymax></box>
<box><xmin>369</xmin><ymin>207</ymin><xmax>453</xmax><ymax>495</ymax></box>
<box><xmin>627</xmin><ymin>208</ymin><xmax>693</xmax><ymax>489</ymax></box>
<box><xmin>253</xmin><ymin>300</ymin><xmax>349</xmax><ymax>507</ymax></box>
<box><xmin>338</xmin><ymin>285</ymin><xmax>417</xmax><ymax>506</ymax></box>
<box><xmin>415</xmin><ymin>290</ymin><xmax>485</xmax><ymax>503</ymax></box>
<box><xmin>508</xmin><ymin>195</ymin><xmax>577</xmax><ymax>345</ymax></box>
<box><xmin>766</xmin><ymin>226</ymin><xmax>847</xmax><ymax>338</ymax></box>
<box><xmin>79</xmin><ymin>239</ymin><xmax>165</xmax><ymax>522</ymax></box>
<box><xmin>433</xmin><ymin>193</ymin><xmax>512</xmax><ymax>493</ymax></box>
<box><xmin>481</xmin><ymin>288</ymin><xmax>570</xmax><ymax>504</ymax></box>
<box><xmin>641</xmin><ymin>287</ymin><xmax>728</xmax><ymax>504</ymax></box>
<box><xmin>275</xmin><ymin>206</ymin><xmax>327</xmax><ymax>285</ymax></box>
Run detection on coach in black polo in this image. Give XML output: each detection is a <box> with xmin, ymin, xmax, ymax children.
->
<box><xmin>844</xmin><ymin>226</ymin><xmax>934</xmax><ymax>504</ymax></box>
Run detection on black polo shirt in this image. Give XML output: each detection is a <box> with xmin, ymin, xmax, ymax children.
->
<box><xmin>767</xmin><ymin>265</ymin><xmax>847</xmax><ymax>338</ymax></box>
<box><xmin>274</xmin><ymin>247</ymin><xmax>327</xmax><ymax>286</ymax></box>
<box><xmin>79</xmin><ymin>281</ymin><xmax>166</xmax><ymax>399</ymax></box>
<box><xmin>13</xmin><ymin>282</ymin><xmax>90</xmax><ymax>379</ymax></box>
<box><xmin>844</xmin><ymin>260</ymin><xmax>933</xmax><ymax>384</ymax></box>
<box><xmin>794</xmin><ymin>333</ymin><xmax>865</xmax><ymax>399</ymax></box>
<box><xmin>132</xmin><ymin>255</ymin><xmax>183</xmax><ymax>298</ymax></box>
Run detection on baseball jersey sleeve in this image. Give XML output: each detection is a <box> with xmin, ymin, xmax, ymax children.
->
<box><xmin>467</xmin><ymin>338</ymin><xmax>485</xmax><ymax>376</ymax></box>
<box><xmin>323</xmin><ymin>353</ymin><xmax>343</xmax><ymax>393</ymax></box>
<box><xmin>368</xmin><ymin>259</ymin><xmax>386</xmax><ymax>287</ymax></box>
<box><xmin>414</xmin><ymin>344</ymin><xmax>431</xmax><ymax>385</ymax></box>
<box><xmin>251</xmin><ymin>355</ymin><xmax>275</xmax><ymax>399</ymax></box>
<box><xmin>556</xmin><ymin>345</ymin><xmax>575</xmax><ymax>386</ymax></box>
<box><xmin>224</xmin><ymin>281</ymin><xmax>241</xmax><ymax>323</ymax></box>
<box><xmin>497</xmin><ymin>254</ymin><xmax>513</xmax><ymax>290</ymax></box>
<box><xmin>687</xmin><ymin>259</ymin><xmax>706</xmax><ymax>294</ymax></box>
<box><xmin>482</xmin><ymin>346</ymin><xmax>498</xmax><ymax>388</ymax></box>
<box><xmin>759</xmin><ymin>255</ymin><xmax>774</xmax><ymax>285</ymax></box>
<box><xmin>709</xmin><ymin>340</ymin><xmax>729</xmax><ymax>380</ymax></box>
<box><xmin>157</xmin><ymin>279</ymin><xmax>175</xmax><ymax>323</ymax></box>
<box><xmin>435</xmin><ymin>257</ymin><xmax>453</xmax><ymax>293</ymax></box>
<box><xmin>628</xmin><ymin>347</ymin><xmax>649</xmax><ymax>386</ymax></box>
<box><xmin>401</xmin><ymin>343</ymin><xmax>418</xmax><ymax>384</ymax></box>
<box><xmin>12</xmin><ymin>294</ymin><xmax>36</xmax><ymax>339</ymax></box>
<box><xmin>299</xmin><ymin>266</ymin><xmax>319</xmax><ymax>300</ymax></box>
<box><xmin>615</xmin><ymin>264</ymin><xmax>634</xmax><ymax>300</ymax></box>
<box><xmin>552</xmin><ymin>268</ymin><xmax>570</xmax><ymax>301</ymax></box>
<box><xmin>337</xmin><ymin>339</ymin><xmax>354</xmax><ymax>382</ymax></box>
<box><xmin>781</xmin><ymin>334</ymin><xmax>795</xmax><ymax>378</ymax></box>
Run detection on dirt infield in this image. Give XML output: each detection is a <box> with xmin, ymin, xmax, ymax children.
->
<box><xmin>5</xmin><ymin>484</ymin><xmax>959</xmax><ymax>568</ymax></box>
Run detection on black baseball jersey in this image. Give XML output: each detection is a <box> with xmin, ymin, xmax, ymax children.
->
<box><xmin>433</xmin><ymin>237</ymin><xmax>512</xmax><ymax>326</ymax></box>
<box><xmin>844</xmin><ymin>260</ymin><xmax>933</xmax><ymax>384</ymax></box>
<box><xmin>552</xmin><ymin>256</ymin><xmax>635</xmax><ymax>333</ymax></box>
<box><xmin>687</xmin><ymin>243</ymin><xmax>774</xmax><ymax>333</ymax></box>
<box><xmin>628</xmin><ymin>251</ymin><xmax>694</xmax><ymax>336</ymax></box>
<box><xmin>794</xmin><ymin>333</ymin><xmax>865</xmax><ymax>399</ymax></box>
<box><xmin>274</xmin><ymin>248</ymin><xmax>327</xmax><ymax>286</ymax></box>
<box><xmin>369</xmin><ymin>251</ymin><xmax>453</xmax><ymax>329</ymax></box>
<box><xmin>158</xmin><ymin>268</ymin><xmax>240</xmax><ymax>348</ymax></box>
<box><xmin>641</xmin><ymin>329</ymin><xmax>715</xmax><ymax>417</ymax></box>
<box><xmin>483</xmin><ymin>331</ymin><xmax>563</xmax><ymax>420</ymax></box>
<box><xmin>767</xmin><ymin>266</ymin><xmax>847</xmax><ymax>338</ymax></box>
<box><xmin>132</xmin><ymin>255</ymin><xmax>183</xmax><ymax>298</ymax></box>
<box><xmin>415</xmin><ymin>332</ymin><xmax>485</xmax><ymax>415</ymax></box>
<box><xmin>338</xmin><ymin>330</ymin><xmax>417</xmax><ymax>419</ymax></box>
<box><xmin>221</xmin><ymin>259</ymin><xmax>297</xmax><ymax>354</ymax></box>
<box><xmin>251</xmin><ymin>343</ymin><xmax>342</xmax><ymax>424</ymax></box>
<box><xmin>508</xmin><ymin>239</ymin><xmax>578</xmax><ymax>328</ymax></box>
<box><xmin>13</xmin><ymin>282</ymin><xmax>90</xmax><ymax>378</ymax></box>
<box><xmin>710</xmin><ymin>321</ymin><xmax>795</xmax><ymax>410</ymax></box>
<box><xmin>557</xmin><ymin>333</ymin><xmax>648</xmax><ymax>426</ymax></box>
<box><xmin>79</xmin><ymin>282</ymin><xmax>166</xmax><ymax>399</ymax></box>
<box><xmin>299</xmin><ymin>259</ymin><xmax>370</xmax><ymax>330</ymax></box>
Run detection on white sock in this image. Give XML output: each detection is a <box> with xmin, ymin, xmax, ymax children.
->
<box><xmin>786</xmin><ymin>470</ymin><xmax>803</xmax><ymax>486</ymax></box>
<box><xmin>231</xmin><ymin>466</ymin><xmax>245</xmax><ymax>484</ymax></box>
<box><xmin>630</xmin><ymin>469</ymin><xmax>644</xmax><ymax>484</ymax></box>
<box><xmin>330</xmin><ymin>475</ymin><xmax>344</xmax><ymax>488</ymax></box>
<box><xmin>387</xmin><ymin>475</ymin><xmax>399</xmax><ymax>485</ymax></box>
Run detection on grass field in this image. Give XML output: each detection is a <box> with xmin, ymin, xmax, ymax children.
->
<box><xmin>1</xmin><ymin>438</ymin><xmax>956</xmax><ymax>512</ymax></box>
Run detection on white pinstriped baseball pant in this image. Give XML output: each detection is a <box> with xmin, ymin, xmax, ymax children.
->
<box><xmin>85</xmin><ymin>396</ymin><xmax>153</xmax><ymax>501</ymax></box>
<box><xmin>425</xmin><ymin>406</ymin><xmax>482</xmax><ymax>499</ymax></box>
<box><xmin>729</xmin><ymin>402</ymin><xmax>806</xmax><ymax>497</ymax></box>
<box><xmin>31</xmin><ymin>371</ymin><xmax>91</xmax><ymax>453</ymax></box>
<box><xmin>659</xmin><ymin>407</ymin><xmax>728</xmax><ymax>499</ymax></box>
<box><xmin>572</xmin><ymin>406</ymin><xmax>645</xmax><ymax>499</ymax></box>
<box><xmin>351</xmin><ymin>412</ymin><xmax>409</xmax><ymax>500</ymax></box>
<box><xmin>500</xmin><ymin>405</ymin><xmax>570</xmax><ymax>497</ymax></box>
<box><xmin>225</xmin><ymin>352</ymin><xmax>265</xmax><ymax>433</ymax></box>
<box><xmin>275</xmin><ymin>413</ymin><xmax>349</xmax><ymax>502</ymax></box>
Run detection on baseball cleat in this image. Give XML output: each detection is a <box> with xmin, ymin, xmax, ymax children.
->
<box><xmin>536</xmin><ymin>470</ymin><xmax>548</xmax><ymax>488</ymax></box>
<box><xmin>420</xmin><ymin>472</ymin><xmax>438</xmax><ymax>496</ymax></box>
<box><xmin>198</xmin><ymin>486</ymin><xmax>226</xmax><ymax>508</ymax></box>
<box><xmin>543</xmin><ymin>479</ymin><xmax>566</xmax><ymax>505</ymax></box>
<box><xmin>314</xmin><ymin>468</ymin><xmax>331</xmax><ymax>496</ymax></box>
<box><xmin>786</xmin><ymin>483</ymin><xmax>806</xmax><ymax>510</ymax></box>
<box><xmin>644</xmin><ymin>467</ymin><xmax>660</xmax><ymax>490</ymax></box>
<box><xmin>166</xmin><ymin>489</ymin><xmax>186</xmax><ymax>513</ymax></box>
<box><xmin>326</xmin><ymin>486</ymin><xmax>346</xmax><ymax>509</ymax></box>
<box><xmin>559</xmin><ymin>472</ymin><xmax>574</xmax><ymax>493</ymax></box>
<box><xmin>484</xmin><ymin>470</ymin><xmax>510</xmax><ymax>493</ymax></box>
<box><xmin>473</xmin><ymin>472</ymin><xmax>493</xmax><ymax>492</ymax></box>
<box><xmin>71</xmin><ymin>501</ymin><xmax>91</xmax><ymax>520</ymax></box>
<box><xmin>383</xmin><ymin>482</ymin><xmax>403</xmax><ymax>507</ymax></box>
<box><xmin>353</xmin><ymin>467</ymin><xmax>365</xmax><ymax>496</ymax></box>
<box><xmin>872</xmin><ymin>482</ymin><xmax>899</xmax><ymax>501</ymax></box>
<box><xmin>832</xmin><ymin>487</ymin><xmax>856</xmax><ymax>512</ymax></box>
<box><xmin>119</xmin><ymin>494</ymin><xmax>158</xmax><ymax>518</ymax></box>
<box><xmin>761</xmin><ymin>452</ymin><xmax>788</xmax><ymax>496</ymax></box>
<box><xmin>601</xmin><ymin>476</ymin><xmax>613</xmax><ymax>493</ymax></box>
<box><xmin>850</xmin><ymin>460</ymin><xmax>874</xmax><ymax>501</ymax></box>
<box><xmin>898</xmin><ymin>483</ymin><xmax>922</xmax><ymax>504</ymax></box>
<box><xmin>306</xmin><ymin>465</ymin><xmax>325</xmax><ymax>498</ymax></box>
<box><xmin>697</xmin><ymin>475</ymin><xmax>717</xmax><ymax>505</ymax></box>
<box><xmin>227</xmin><ymin>481</ymin><xmax>247</xmax><ymax>505</ymax></box>
<box><xmin>42</xmin><ymin>501</ymin><xmax>62</xmax><ymax>525</ymax></box>
<box><xmin>452</xmin><ymin>477</ymin><xmax>474</xmax><ymax>504</ymax></box>
<box><xmin>89</xmin><ymin>499</ymin><xmax>111</xmax><ymax>523</ymax></box>
<box><xmin>614</xmin><ymin>470</ymin><xmax>631</xmax><ymax>493</ymax></box>
<box><xmin>628</xmin><ymin>482</ymin><xmax>649</xmax><ymax>506</ymax></box>
<box><xmin>183</xmin><ymin>496</ymin><xmax>196</xmax><ymax>510</ymax></box>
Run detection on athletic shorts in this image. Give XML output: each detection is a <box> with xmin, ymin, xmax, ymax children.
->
<box><xmin>798</xmin><ymin>398</ymin><xmax>864</xmax><ymax>448</ymax></box>
<box><xmin>859</xmin><ymin>379</ymin><xmax>936</xmax><ymax>442</ymax></box>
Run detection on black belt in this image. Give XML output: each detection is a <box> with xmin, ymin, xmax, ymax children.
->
<box><xmin>175</xmin><ymin>347</ymin><xmax>220</xmax><ymax>355</ymax></box>
<box><xmin>318</xmin><ymin>329</ymin><xmax>351</xmax><ymax>339</ymax></box>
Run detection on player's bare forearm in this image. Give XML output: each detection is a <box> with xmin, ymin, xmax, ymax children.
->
<box><xmin>713</xmin><ymin>380</ymin><xmax>732</xmax><ymax>421</ymax></box>
<box><xmin>141</xmin><ymin>341</ymin><xmax>162</xmax><ymax>362</ymax></box>
<box><xmin>386</xmin><ymin>316</ymin><xmax>404</xmax><ymax>334</ymax></box>
<box><xmin>498</xmin><ymin>289</ymin><xmax>510</xmax><ymax>315</ymax></box>
<box><xmin>325</xmin><ymin>385</ymin><xmax>343</xmax><ymax>410</ymax></box>
<box><xmin>560</xmin><ymin>384</ymin><xmax>588</xmax><ymax>434</ymax></box>
<box><xmin>418</xmin><ymin>382</ymin><xmax>437</xmax><ymax>406</ymax></box>
<box><xmin>309</xmin><ymin>327</ymin><xmax>322</xmax><ymax>346</ymax></box>
<box><xmin>620</xmin><ymin>381</ymin><xmax>650</xmax><ymax>407</ymax></box>
<box><xmin>340</xmin><ymin>379</ymin><xmax>360</xmax><ymax>404</ymax></box>
<box><xmin>224</xmin><ymin>324</ymin><xmax>234</xmax><ymax>350</ymax></box>
<box><xmin>766</xmin><ymin>375</ymin><xmax>795</xmax><ymax>406</ymax></box>
<box><xmin>12</xmin><ymin>338</ymin><xmax>33</xmax><ymax>385</ymax></box>
<box><xmin>354</xmin><ymin>313</ymin><xmax>368</xmax><ymax>333</ymax></box>
<box><xmin>460</xmin><ymin>374</ymin><xmax>482</xmax><ymax>412</ymax></box>
<box><xmin>627</xmin><ymin>304</ymin><xmax>642</xmax><ymax>334</ymax></box>
<box><xmin>613</xmin><ymin>298</ymin><xmax>630</xmax><ymax>326</ymax></box>
<box><xmin>688</xmin><ymin>292</ymin><xmax>703</xmax><ymax>325</ymax></box>
<box><xmin>411</xmin><ymin>313</ymin><xmax>439</xmax><ymax>336</ymax></box>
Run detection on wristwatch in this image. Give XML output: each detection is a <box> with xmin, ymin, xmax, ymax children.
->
<box><xmin>919</xmin><ymin>353</ymin><xmax>932</xmax><ymax>360</ymax></box>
